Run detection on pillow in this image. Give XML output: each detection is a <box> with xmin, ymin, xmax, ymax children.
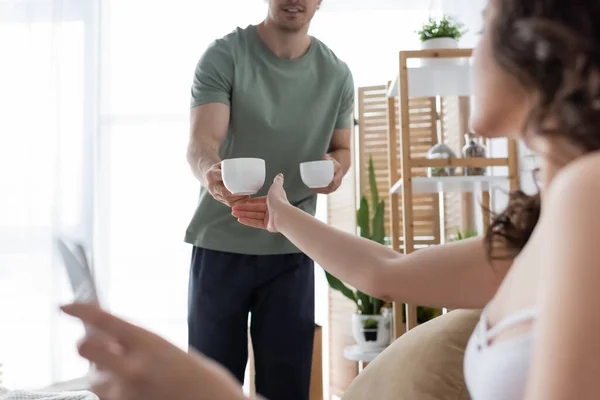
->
<box><xmin>342</xmin><ymin>309</ymin><xmax>481</xmax><ymax>400</ymax></box>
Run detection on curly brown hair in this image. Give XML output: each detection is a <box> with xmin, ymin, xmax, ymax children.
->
<box><xmin>484</xmin><ymin>0</ymin><xmax>600</xmax><ymax>259</ymax></box>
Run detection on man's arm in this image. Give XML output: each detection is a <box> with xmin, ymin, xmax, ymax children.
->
<box><xmin>187</xmin><ymin>103</ymin><xmax>248</xmax><ymax>206</ymax></box>
<box><xmin>311</xmin><ymin>128</ymin><xmax>351</xmax><ymax>195</ymax></box>
<box><xmin>330</xmin><ymin>67</ymin><xmax>354</xmax><ymax>175</ymax></box>
<box><xmin>186</xmin><ymin>40</ymin><xmax>248</xmax><ymax>206</ymax></box>
<box><xmin>186</xmin><ymin>103</ymin><xmax>229</xmax><ymax>187</ymax></box>
<box><xmin>327</xmin><ymin>127</ymin><xmax>352</xmax><ymax>176</ymax></box>
<box><xmin>314</xmin><ymin>67</ymin><xmax>354</xmax><ymax>194</ymax></box>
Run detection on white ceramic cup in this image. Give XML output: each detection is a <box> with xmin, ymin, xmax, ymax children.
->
<box><xmin>221</xmin><ymin>158</ymin><xmax>266</xmax><ymax>195</ymax></box>
<box><xmin>300</xmin><ymin>160</ymin><xmax>334</xmax><ymax>189</ymax></box>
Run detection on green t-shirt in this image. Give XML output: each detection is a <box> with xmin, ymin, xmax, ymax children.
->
<box><xmin>185</xmin><ymin>25</ymin><xmax>354</xmax><ymax>255</ymax></box>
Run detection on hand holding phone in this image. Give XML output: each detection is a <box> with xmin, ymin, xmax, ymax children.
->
<box><xmin>55</xmin><ymin>238</ymin><xmax>101</xmax><ymax>334</ymax></box>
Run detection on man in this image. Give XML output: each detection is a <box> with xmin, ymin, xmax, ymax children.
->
<box><xmin>185</xmin><ymin>0</ymin><xmax>354</xmax><ymax>399</ymax></box>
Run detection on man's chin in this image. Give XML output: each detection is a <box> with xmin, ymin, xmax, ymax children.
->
<box><xmin>276</xmin><ymin>20</ymin><xmax>308</xmax><ymax>33</ymax></box>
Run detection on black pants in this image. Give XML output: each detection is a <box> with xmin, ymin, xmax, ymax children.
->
<box><xmin>188</xmin><ymin>247</ymin><xmax>315</xmax><ymax>400</ymax></box>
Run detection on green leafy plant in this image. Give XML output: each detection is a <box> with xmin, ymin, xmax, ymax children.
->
<box><xmin>357</xmin><ymin>155</ymin><xmax>386</xmax><ymax>246</ymax></box>
<box><xmin>326</xmin><ymin>155</ymin><xmax>444</xmax><ymax>326</ymax></box>
<box><xmin>325</xmin><ymin>155</ymin><xmax>388</xmax><ymax>318</ymax></box>
<box><xmin>416</xmin><ymin>306</ymin><xmax>442</xmax><ymax>323</ymax></box>
<box><xmin>417</xmin><ymin>15</ymin><xmax>466</xmax><ymax>42</ymax></box>
<box><xmin>451</xmin><ymin>228</ymin><xmax>479</xmax><ymax>241</ymax></box>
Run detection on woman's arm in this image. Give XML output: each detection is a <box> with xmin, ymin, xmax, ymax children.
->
<box><xmin>275</xmin><ymin>203</ymin><xmax>507</xmax><ymax>309</ymax></box>
<box><xmin>233</xmin><ymin>172</ymin><xmax>511</xmax><ymax>310</ymax></box>
<box><xmin>524</xmin><ymin>159</ymin><xmax>600</xmax><ymax>400</ymax></box>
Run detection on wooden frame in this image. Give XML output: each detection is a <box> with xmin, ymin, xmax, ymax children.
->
<box><xmin>387</xmin><ymin>49</ymin><xmax>520</xmax><ymax>337</ymax></box>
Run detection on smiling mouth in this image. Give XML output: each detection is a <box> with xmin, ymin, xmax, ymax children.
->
<box><xmin>282</xmin><ymin>6</ymin><xmax>304</xmax><ymax>14</ymax></box>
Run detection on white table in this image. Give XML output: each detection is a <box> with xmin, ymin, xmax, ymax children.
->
<box><xmin>343</xmin><ymin>345</ymin><xmax>385</xmax><ymax>372</ymax></box>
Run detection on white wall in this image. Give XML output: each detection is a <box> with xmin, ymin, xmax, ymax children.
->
<box><xmin>443</xmin><ymin>0</ymin><xmax>485</xmax><ymax>48</ymax></box>
<box><xmin>444</xmin><ymin>0</ymin><xmax>539</xmax><ymax>211</ymax></box>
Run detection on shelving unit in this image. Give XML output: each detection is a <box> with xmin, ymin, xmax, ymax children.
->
<box><xmin>387</xmin><ymin>64</ymin><xmax>472</xmax><ymax>98</ymax></box>
<box><xmin>385</xmin><ymin>48</ymin><xmax>521</xmax><ymax>338</ymax></box>
<box><xmin>390</xmin><ymin>174</ymin><xmax>510</xmax><ymax>194</ymax></box>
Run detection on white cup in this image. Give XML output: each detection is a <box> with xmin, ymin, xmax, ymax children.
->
<box><xmin>221</xmin><ymin>158</ymin><xmax>266</xmax><ymax>195</ymax></box>
<box><xmin>300</xmin><ymin>160</ymin><xmax>334</xmax><ymax>189</ymax></box>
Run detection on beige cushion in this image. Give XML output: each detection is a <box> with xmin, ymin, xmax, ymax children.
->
<box><xmin>342</xmin><ymin>309</ymin><xmax>481</xmax><ymax>400</ymax></box>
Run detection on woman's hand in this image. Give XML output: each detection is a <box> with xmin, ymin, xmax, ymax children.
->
<box><xmin>61</xmin><ymin>303</ymin><xmax>246</xmax><ymax>400</ymax></box>
<box><xmin>232</xmin><ymin>173</ymin><xmax>289</xmax><ymax>232</ymax></box>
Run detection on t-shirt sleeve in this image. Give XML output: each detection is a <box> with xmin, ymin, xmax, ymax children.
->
<box><xmin>334</xmin><ymin>67</ymin><xmax>355</xmax><ymax>130</ymax></box>
<box><xmin>190</xmin><ymin>40</ymin><xmax>233</xmax><ymax>108</ymax></box>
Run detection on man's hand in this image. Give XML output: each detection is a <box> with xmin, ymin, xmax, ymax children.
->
<box><xmin>205</xmin><ymin>162</ymin><xmax>250</xmax><ymax>207</ymax></box>
<box><xmin>312</xmin><ymin>154</ymin><xmax>343</xmax><ymax>195</ymax></box>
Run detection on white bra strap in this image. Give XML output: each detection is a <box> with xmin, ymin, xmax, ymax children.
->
<box><xmin>486</xmin><ymin>308</ymin><xmax>538</xmax><ymax>340</ymax></box>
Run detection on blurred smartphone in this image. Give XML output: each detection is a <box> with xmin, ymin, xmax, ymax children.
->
<box><xmin>55</xmin><ymin>237</ymin><xmax>101</xmax><ymax>334</ymax></box>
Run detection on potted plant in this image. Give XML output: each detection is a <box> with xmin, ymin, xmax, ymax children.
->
<box><xmin>417</xmin><ymin>15</ymin><xmax>466</xmax><ymax>66</ymax></box>
<box><xmin>327</xmin><ymin>156</ymin><xmax>448</xmax><ymax>347</ymax></box>
<box><xmin>326</xmin><ymin>155</ymin><xmax>392</xmax><ymax>350</ymax></box>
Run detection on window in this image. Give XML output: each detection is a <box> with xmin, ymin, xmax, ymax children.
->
<box><xmin>0</xmin><ymin>0</ymin><xmax>440</xmax><ymax>391</ymax></box>
<box><xmin>96</xmin><ymin>0</ymin><xmax>271</xmax><ymax>346</ymax></box>
<box><xmin>0</xmin><ymin>0</ymin><xmax>97</xmax><ymax>389</ymax></box>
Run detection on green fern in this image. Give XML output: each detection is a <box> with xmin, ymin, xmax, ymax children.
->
<box><xmin>453</xmin><ymin>228</ymin><xmax>478</xmax><ymax>241</ymax></box>
<box><xmin>325</xmin><ymin>154</ymin><xmax>388</xmax><ymax>315</ymax></box>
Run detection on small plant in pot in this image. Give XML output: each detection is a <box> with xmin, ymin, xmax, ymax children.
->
<box><xmin>326</xmin><ymin>155</ymin><xmax>391</xmax><ymax>350</ymax></box>
<box><xmin>361</xmin><ymin>317</ymin><xmax>379</xmax><ymax>341</ymax></box>
<box><xmin>326</xmin><ymin>261</ymin><xmax>391</xmax><ymax>350</ymax></box>
<box><xmin>417</xmin><ymin>15</ymin><xmax>467</xmax><ymax>66</ymax></box>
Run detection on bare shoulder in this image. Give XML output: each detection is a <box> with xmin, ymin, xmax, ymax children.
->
<box><xmin>525</xmin><ymin>152</ymin><xmax>600</xmax><ymax>400</ymax></box>
<box><xmin>532</xmin><ymin>152</ymin><xmax>600</xmax><ymax>271</ymax></box>
<box><xmin>544</xmin><ymin>151</ymin><xmax>600</xmax><ymax>214</ymax></box>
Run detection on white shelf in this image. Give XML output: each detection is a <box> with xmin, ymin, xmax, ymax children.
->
<box><xmin>390</xmin><ymin>175</ymin><xmax>509</xmax><ymax>194</ymax></box>
<box><xmin>344</xmin><ymin>344</ymin><xmax>385</xmax><ymax>362</ymax></box>
<box><xmin>387</xmin><ymin>64</ymin><xmax>472</xmax><ymax>98</ymax></box>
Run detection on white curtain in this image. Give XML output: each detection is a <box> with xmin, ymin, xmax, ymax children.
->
<box><xmin>0</xmin><ymin>0</ymin><xmax>99</xmax><ymax>389</ymax></box>
<box><xmin>94</xmin><ymin>0</ymin><xmax>272</xmax><ymax>354</ymax></box>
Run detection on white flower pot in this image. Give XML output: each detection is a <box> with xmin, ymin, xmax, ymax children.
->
<box><xmin>352</xmin><ymin>313</ymin><xmax>391</xmax><ymax>350</ymax></box>
<box><xmin>420</xmin><ymin>37</ymin><xmax>459</xmax><ymax>67</ymax></box>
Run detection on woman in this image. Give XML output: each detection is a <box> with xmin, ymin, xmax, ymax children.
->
<box><xmin>63</xmin><ymin>0</ymin><xmax>600</xmax><ymax>398</ymax></box>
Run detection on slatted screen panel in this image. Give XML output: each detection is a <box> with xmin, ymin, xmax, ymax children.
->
<box><xmin>405</xmin><ymin>97</ymin><xmax>441</xmax><ymax>247</ymax></box>
<box><xmin>357</xmin><ymin>85</ymin><xmax>392</xmax><ymax>238</ymax></box>
<box><xmin>326</xmin><ymin>127</ymin><xmax>359</xmax><ymax>398</ymax></box>
<box><xmin>357</xmin><ymin>86</ymin><xmax>440</xmax><ymax>249</ymax></box>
